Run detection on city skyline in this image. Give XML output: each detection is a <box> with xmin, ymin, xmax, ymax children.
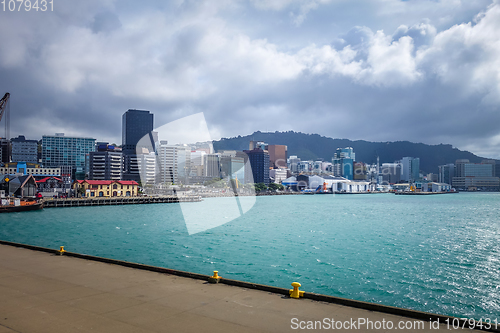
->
<box><xmin>1</xmin><ymin>1</ymin><xmax>500</xmax><ymax>158</ymax></box>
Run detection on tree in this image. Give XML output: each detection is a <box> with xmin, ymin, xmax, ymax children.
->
<box><xmin>268</xmin><ymin>183</ymin><xmax>284</xmax><ymax>191</ymax></box>
<box><xmin>254</xmin><ymin>183</ymin><xmax>268</xmax><ymax>192</ymax></box>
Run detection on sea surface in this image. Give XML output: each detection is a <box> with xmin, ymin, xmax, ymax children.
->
<box><xmin>0</xmin><ymin>192</ymin><xmax>499</xmax><ymax>319</ymax></box>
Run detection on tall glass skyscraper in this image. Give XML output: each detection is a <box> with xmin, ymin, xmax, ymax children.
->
<box><xmin>122</xmin><ymin>109</ymin><xmax>154</xmax><ymax>155</ymax></box>
<box><xmin>122</xmin><ymin>109</ymin><xmax>154</xmax><ymax>182</ymax></box>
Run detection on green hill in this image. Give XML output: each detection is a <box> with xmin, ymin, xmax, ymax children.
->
<box><xmin>213</xmin><ymin>131</ymin><xmax>489</xmax><ymax>174</ymax></box>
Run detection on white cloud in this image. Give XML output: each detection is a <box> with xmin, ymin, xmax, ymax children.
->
<box><xmin>1</xmin><ymin>0</ymin><xmax>500</xmax><ymax>159</ymax></box>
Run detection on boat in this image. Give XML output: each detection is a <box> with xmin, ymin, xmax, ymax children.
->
<box><xmin>0</xmin><ymin>198</ymin><xmax>44</xmax><ymax>213</ymax></box>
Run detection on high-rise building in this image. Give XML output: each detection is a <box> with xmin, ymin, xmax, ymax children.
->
<box><xmin>243</xmin><ymin>148</ymin><xmax>269</xmax><ymax>185</ymax></box>
<box><xmin>400</xmin><ymin>157</ymin><xmax>420</xmax><ymax>182</ymax></box>
<box><xmin>41</xmin><ymin>133</ymin><xmax>96</xmax><ymax>180</ymax></box>
<box><xmin>88</xmin><ymin>144</ymin><xmax>123</xmax><ymax>180</ymax></box>
<box><xmin>121</xmin><ymin>109</ymin><xmax>154</xmax><ymax>155</ymax></box>
<box><xmin>438</xmin><ymin>164</ymin><xmax>455</xmax><ymax>184</ymax></box>
<box><xmin>288</xmin><ymin>156</ymin><xmax>300</xmax><ymax>174</ymax></box>
<box><xmin>156</xmin><ymin>142</ymin><xmax>191</xmax><ymax>184</ymax></box>
<box><xmin>204</xmin><ymin>153</ymin><xmax>221</xmax><ymax>179</ymax></box>
<box><xmin>266</xmin><ymin>144</ymin><xmax>287</xmax><ymax>169</ymax></box>
<box><xmin>122</xmin><ymin>109</ymin><xmax>155</xmax><ymax>182</ymax></box>
<box><xmin>11</xmin><ymin>135</ymin><xmax>38</xmax><ymax>163</ymax></box>
<box><xmin>332</xmin><ymin>147</ymin><xmax>355</xmax><ymax>180</ymax></box>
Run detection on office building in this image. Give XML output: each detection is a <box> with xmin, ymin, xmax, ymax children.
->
<box><xmin>88</xmin><ymin>144</ymin><xmax>123</xmax><ymax>180</ymax></box>
<box><xmin>438</xmin><ymin>164</ymin><xmax>455</xmax><ymax>184</ymax></box>
<box><xmin>332</xmin><ymin>147</ymin><xmax>355</xmax><ymax>180</ymax></box>
<box><xmin>288</xmin><ymin>156</ymin><xmax>300</xmax><ymax>174</ymax></box>
<box><xmin>452</xmin><ymin>159</ymin><xmax>499</xmax><ymax>191</ymax></box>
<box><xmin>122</xmin><ymin>109</ymin><xmax>155</xmax><ymax>181</ymax></box>
<box><xmin>41</xmin><ymin>133</ymin><xmax>96</xmax><ymax>180</ymax></box>
<box><xmin>266</xmin><ymin>144</ymin><xmax>287</xmax><ymax>169</ymax></box>
<box><xmin>219</xmin><ymin>154</ymin><xmax>245</xmax><ymax>183</ymax></box>
<box><xmin>121</xmin><ymin>109</ymin><xmax>154</xmax><ymax>155</ymax></box>
<box><xmin>204</xmin><ymin>153</ymin><xmax>221</xmax><ymax>179</ymax></box>
<box><xmin>243</xmin><ymin>148</ymin><xmax>270</xmax><ymax>185</ymax></box>
<box><xmin>0</xmin><ymin>162</ymin><xmax>60</xmax><ymax>178</ymax></box>
<box><xmin>379</xmin><ymin>163</ymin><xmax>401</xmax><ymax>184</ymax></box>
<box><xmin>157</xmin><ymin>142</ymin><xmax>191</xmax><ymax>184</ymax></box>
<box><xmin>11</xmin><ymin>135</ymin><xmax>38</xmax><ymax>163</ymax></box>
<box><xmin>400</xmin><ymin>157</ymin><xmax>420</xmax><ymax>182</ymax></box>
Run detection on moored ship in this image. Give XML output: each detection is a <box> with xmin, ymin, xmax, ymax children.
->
<box><xmin>0</xmin><ymin>198</ymin><xmax>43</xmax><ymax>213</ymax></box>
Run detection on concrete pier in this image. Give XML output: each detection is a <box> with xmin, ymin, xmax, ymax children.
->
<box><xmin>0</xmin><ymin>244</ymin><xmax>489</xmax><ymax>333</ymax></box>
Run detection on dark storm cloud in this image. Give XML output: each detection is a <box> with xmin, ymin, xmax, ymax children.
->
<box><xmin>1</xmin><ymin>0</ymin><xmax>500</xmax><ymax>158</ymax></box>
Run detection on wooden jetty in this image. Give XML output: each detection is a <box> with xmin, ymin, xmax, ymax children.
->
<box><xmin>43</xmin><ymin>195</ymin><xmax>202</xmax><ymax>208</ymax></box>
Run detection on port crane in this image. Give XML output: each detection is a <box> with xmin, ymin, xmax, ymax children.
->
<box><xmin>0</xmin><ymin>92</ymin><xmax>10</xmax><ymax>140</ymax></box>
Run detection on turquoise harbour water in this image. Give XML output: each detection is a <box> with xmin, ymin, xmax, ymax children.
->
<box><xmin>1</xmin><ymin>193</ymin><xmax>499</xmax><ymax>319</ymax></box>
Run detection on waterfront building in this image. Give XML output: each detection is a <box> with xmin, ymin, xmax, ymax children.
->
<box><xmin>0</xmin><ymin>174</ymin><xmax>37</xmax><ymax>197</ymax></box>
<box><xmin>269</xmin><ymin>168</ymin><xmax>287</xmax><ymax>184</ymax></box>
<box><xmin>36</xmin><ymin>176</ymin><xmax>64</xmax><ymax>193</ymax></box>
<box><xmin>422</xmin><ymin>182</ymin><xmax>452</xmax><ymax>192</ymax></box>
<box><xmin>11</xmin><ymin>135</ymin><xmax>38</xmax><ymax>163</ymax></box>
<box><xmin>73</xmin><ymin>180</ymin><xmax>139</xmax><ymax>198</ymax></box>
<box><xmin>297</xmin><ymin>174</ymin><xmax>370</xmax><ymax>193</ymax></box>
<box><xmin>266</xmin><ymin>144</ymin><xmax>287</xmax><ymax>169</ymax></box>
<box><xmin>88</xmin><ymin>144</ymin><xmax>123</xmax><ymax>180</ymax></box>
<box><xmin>243</xmin><ymin>148</ymin><xmax>270</xmax><ymax>185</ymax></box>
<box><xmin>452</xmin><ymin>159</ymin><xmax>499</xmax><ymax>190</ymax></box>
<box><xmin>41</xmin><ymin>133</ymin><xmax>96</xmax><ymax>180</ymax></box>
<box><xmin>0</xmin><ymin>162</ymin><xmax>60</xmax><ymax>178</ymax></box>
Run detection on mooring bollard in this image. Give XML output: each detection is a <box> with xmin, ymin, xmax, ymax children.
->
<box><xmin>289</xmin><ymin>282</ymin><xmax>304</xmax><ymax>299</ymax></box>
<box><xmin>208</xmin><ymin>270</ymin><xmax>221</xmax><ymax>284</ymax></box>
<box><xmin>58</xmin><ymin>246</ymin><xmax>66</xmax><ymax>255</ymax></box>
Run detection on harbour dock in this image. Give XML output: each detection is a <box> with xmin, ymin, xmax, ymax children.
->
<box><xmin>0</xmin><ymin>242</ymin><xmax>489</xmax><ymax>333</ymax></box>
<box><xmin>43</xmin><ymin>195</ymin><xmax>202</xmax><ymax>208</ymax></box>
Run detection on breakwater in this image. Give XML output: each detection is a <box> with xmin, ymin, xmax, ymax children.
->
<box><xmin>43</xmin><ymin>195</ymin><xmax>201</xmax><ymax>208</ymax></box>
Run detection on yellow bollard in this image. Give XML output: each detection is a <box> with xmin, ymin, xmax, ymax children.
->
<box><xmin>58</xmin><ymin>246</ymin><xmax>66</xmax><ymax>255</ymax></box>
<box><xmin>208</xmin><ymin>270</ymin><xmax>221</xmax><ymax>284</ymax></box>
<box><xmin>289</xmin><ymin>282</ymin><xmax>304</xmax><ymax>299</ymax></box>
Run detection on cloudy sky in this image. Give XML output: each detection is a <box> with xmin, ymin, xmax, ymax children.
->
<box><xmin>1</xmin><ymin>0</ymin><xmax>500</xmax><ymax>158</ymax></box>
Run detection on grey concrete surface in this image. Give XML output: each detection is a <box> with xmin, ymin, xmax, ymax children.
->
<box><xmin>0</xmin><ymin>244</ymin><xmax>484</xmax><ymax>333</ymax></box>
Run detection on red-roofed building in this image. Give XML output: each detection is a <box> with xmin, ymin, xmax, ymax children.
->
<box><xmin>36</xmin><ymin>176</ymin><xmax>63</xmax><ymax>192</ymax></box>
<box><xmin>73</xmin><ymin>180</ymin><xmax>139</xmax><ymax>198</ymax></box>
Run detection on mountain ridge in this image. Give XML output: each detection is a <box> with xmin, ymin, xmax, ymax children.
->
<box><xmin>213</xmin><ymin>131</ymin><xmax>492</xmax><ymax>174</ymax></box>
